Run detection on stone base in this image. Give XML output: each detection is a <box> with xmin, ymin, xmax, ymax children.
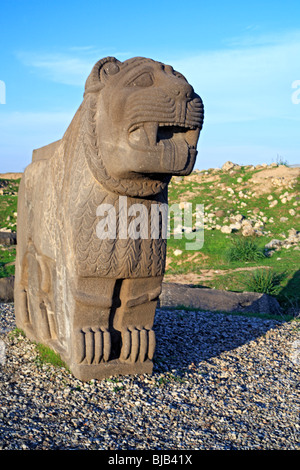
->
<box><xmin>69</xmin><ymin>359</ymin><xmax>153</xmax><ymax>381</ymax></box>
<box><xmin>18</xmin><ymin>320</ymin><xmax>154</xmax><ymax>381</ymax></box>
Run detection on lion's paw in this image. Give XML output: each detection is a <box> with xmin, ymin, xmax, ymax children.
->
<box><xmin>120</xmin><ymin>327</ymin><xmax>155</xmax><ymax>363</ymax></box>
<box><xmin>75</xmin><ymin>327</ymin><xmax>111</xmax><ymax>364</ymax></box>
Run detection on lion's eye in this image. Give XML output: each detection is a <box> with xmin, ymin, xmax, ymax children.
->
<box><xmin>129</xmin><ymin>72</ymin><xmax>153</xmax><ymax>87</ymax></box>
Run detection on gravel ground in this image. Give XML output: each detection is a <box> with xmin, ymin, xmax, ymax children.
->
<box><xmin>0</xmin><ymin>302</ymin><xmax>299</xmax><ymax>450</ymax></box>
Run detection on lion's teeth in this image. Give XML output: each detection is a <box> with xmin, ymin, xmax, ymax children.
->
<box><xmin>143</xmin><ymin>122</ymin><xmax>158</xmax><ymax>146</ymax></box>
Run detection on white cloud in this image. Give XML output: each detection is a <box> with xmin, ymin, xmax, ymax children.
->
<box><xmin>169</xmin><ymin>30</ymin><xmax>300</xmax><ymax>124</ymax></box>
<box><xmin>0</xmin><ymin>111</ymin><xmax>73</xmax><ymax>172</ymax></box>
<box><xmin>16</xmin><ymin>48</ymin><xmax>133</xmax><ymax>86</ymax></box>
<box><xmin>17</xmin><ymin>51</ymin><xmax>95</xmax><ymax>86</ymax></box>
<box><xmin>166</xmin><ymin>31</ymin><xmax>300</xmax><ymax>168</ymax></box>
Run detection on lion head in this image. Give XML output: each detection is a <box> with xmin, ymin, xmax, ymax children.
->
<box><xmin>82</xmin><ymin>57</ymin><xmax>204</xmax><ymax>197</ymax></box>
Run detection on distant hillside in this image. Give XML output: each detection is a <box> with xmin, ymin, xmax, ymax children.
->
<box><xmin>0</xmin><ymin>173</ymin><xmax>23</xmax><ymax>180</ymax></box>
<box><xmin>165</xmin><ymin>161</ymin><xmax>300</xmax><ymax>315</ymax></box>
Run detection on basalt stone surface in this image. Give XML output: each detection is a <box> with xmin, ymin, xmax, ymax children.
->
<box><xmin>0</xmin><ymin>276</ymin><xmax>15</xmax><ymax>303</ymax></box>
<box><xmin>159</xmin><ymin>283</ymin><xmax>283</xmax><ymax>316</ymax></box>
<box><xmin>14</xmin><ymin>56</ymin><xmax>204</xmax><ymax>380</ymax></box>
<box><xmin>0</xmin><ymin>232</ymin><xmax>17</xmax><ymax>245</ymax></box>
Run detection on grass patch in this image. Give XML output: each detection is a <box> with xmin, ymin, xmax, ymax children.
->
<box><xmin>9</xmin><ymin>327</ymin><xmax>26</xmax><ymax>339</ymax></box>
<box><xmin>0</xmin><ymin>247</ymin><xmax>16</xmax><ymax>278</ymax></box>
<box><xmin>225</xmin><ymin>236</ymin><xmax>266</xmax><ymax>262</ymax></box>
<box><xmin>35</xmin><ymin>343</ymin><xmax>69</xmax><ymax>370</ymax></box>
<box><xmin>156</xmin><ymin>372</ymin><xmax>185</xmax><ymax>386</ymax></box>
<box><xmin>0</xmin><ymin>178</ymin><xmax>19</xmax><ymax>233</ymax></box>
<box><xmin>241</xmin><ymin>269</ymin><xmax>287</xmax><ymax>296</ymax></box>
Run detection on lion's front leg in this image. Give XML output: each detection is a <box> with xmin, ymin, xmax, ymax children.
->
<box><xmin>113</xmin><ymin>276</ymin><xmax>163</xmax><ymax>364</ymax></box>
<box><xmin>72</xmin><ymin>277</ymin><xmax>116</xmax><ymax>365</ymax></box>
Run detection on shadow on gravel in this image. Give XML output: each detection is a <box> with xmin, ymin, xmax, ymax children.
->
<box><xmin>152</xmin><ymin>305</ymin><xmax>285</xmax><ymax>375</ymax></box>
<box><xmin>277</xmin><ymin>269</ymin><xmax>300</xmax><ymax>317</ymax></box>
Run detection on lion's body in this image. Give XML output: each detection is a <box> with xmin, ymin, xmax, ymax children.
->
<box><xmin>14</xmin><ymin>57</ymin><xmax>203</xmax><ymax>380</ymax></box>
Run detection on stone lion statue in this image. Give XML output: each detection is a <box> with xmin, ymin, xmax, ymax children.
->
<box><xmin>14</xmin><ymin>56</ymin><xmax>204</xmax><ymax>380</ymax></box>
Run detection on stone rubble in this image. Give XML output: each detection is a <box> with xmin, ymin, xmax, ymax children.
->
<box><xmin>265</xmin><ymin>229</ymin><xmax>300</xmax><ymax>256</ymax></box>
<box><xmin>0</xmin><ymin>303</ymin><xmax>299</xmax><ymax>450</ymax></box>
<box><xmin>184</xmin><ymin>163</ymin><xmax>300</xmax><ymax>249</ymax></box>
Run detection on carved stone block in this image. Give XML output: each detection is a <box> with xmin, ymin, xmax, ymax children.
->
<box><xmin>14</xmin><ymin>57</ymin><xmax>204</xmax><ymax>380</ymax></box>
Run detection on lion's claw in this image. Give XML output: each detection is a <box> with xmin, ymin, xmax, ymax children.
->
<box><xmin>120</xmin><ymin>327</ymin><xmax>155</xmax><ymax>363</ymax></box>
<box><xmin>76</xmin><ymin>327</ymin><xmax>111</xmax><ymax>364</ymax></box>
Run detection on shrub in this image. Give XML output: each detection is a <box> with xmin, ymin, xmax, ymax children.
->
<box><xmin>243</xmin><ymin>269</ymin><xmax>286</xmax><ymax>295</ymax></box>
<box><xmin>225</xmin><ymin>237</ymin><xmax>265</xmax><ymax>262</ymax></box>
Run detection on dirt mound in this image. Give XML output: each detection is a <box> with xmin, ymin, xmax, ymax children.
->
<box><xmin>0</xmin><ymin>173</ymin><xmax>23</xmax><ymax>180</ymax></box>
<box><xmin>249</xmin><ymin>165</ymin><xmax>300</xmax><ymax>194</ymax></box>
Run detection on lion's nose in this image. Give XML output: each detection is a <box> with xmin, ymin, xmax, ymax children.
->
<box><xmin>172</xmin><ymin>80</ymin><xmax>194</xmax><ymax>100</ymax></box>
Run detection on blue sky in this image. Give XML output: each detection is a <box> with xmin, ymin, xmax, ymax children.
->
<box><xmin>0</xmin><ymin>0</ymin><xmax>300</xmax><ymax>172</ymax></box>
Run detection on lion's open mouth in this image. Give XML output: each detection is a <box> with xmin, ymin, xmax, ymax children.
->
<box><xmin>128</xmin><ymin>122</ymin><xmax>199</xmax><ymax>148</ymax></box>
<box><xmin>128</xmin><ymin>122</ymin><xmax>200</xmax><ymax>172</ymax></box>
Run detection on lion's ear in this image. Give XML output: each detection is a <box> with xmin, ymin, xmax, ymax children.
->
<box><xmin>84</xmin><ymin>57</ymin><xmax>121</xmax><ymax>95</ymax></box>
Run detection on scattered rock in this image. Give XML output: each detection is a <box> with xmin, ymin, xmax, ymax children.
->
<box><xmin>265</xmin><ymin>239</ymin><xmax>282</xmax><ymax>250</ymax></box>
<box><xmin>221</xmin><ymin>226</ymin><xmax>232</xmax><ymax>234</ymax></box>
<box><xmin>222</xmin><ymin>161</ymin><xmax>237</xmax><ymax>171</ymax></box>
<box><xmin>242</xmin><ymin>226</ymin><xmax>256</xmax><ymax>237</ymax></box>
<box><xmin>0</xmin><ymin>276</ymin><xmax>14</xmax><ymax>302</ymax></box>
<box><xmin>264</xmin><ymin>230</ymin><xmax>300</xmax><ymax>252</ymax></box>
<box><xmin>215</xmin><ymin>210</ymin><xmax>225</xmax><ymax>218</ymax></box>
<box><xmin>0</xmin><ymin>232</ymin><xmax>17</xmax><ymax>245</ymax></box>
<box><xmin>173</xmin><ymin>176</ymin><xmax>183</xmax><ymax>183</ymax></box>
<box><xmin>230</xmin><ymin>222</ymin><xmax>242</xmax><ymax>231</ymax></box>
<box><xmin>0</xmin><ymin>301</ymin><xmax>299</xmax><ymax>450</ymax></box>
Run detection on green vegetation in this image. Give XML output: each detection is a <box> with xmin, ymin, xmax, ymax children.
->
<box><xmin>241</xmin><ymin>269</ymin><xmax>286</xmax><ymax>296</ymax></box>
<box><xmin>9</xmin><ymin>328</ymin><xmax>69</xmax><ymax>370</ymax></box>
<box><xmin>0</xmin><ymin>246</ymin><xmax>16</xmax><ymax>278</ymax></box>
<box><xmin>0</xmin><ymin>178</ymin><xmax>19</xmax><ymax>232</ymax></box>
<box><xmin>34</xmin><ymin>342</ymin><xmax>69</xmax><ymax>369</ymax></box>
<box><xmin>9</xmin><ymin>327</ymin><xmax>26</xmax><ymax>339</ymax></box>
<box><xmin>225</xmin><ymin>236</ymin><xmax>266</xmax><ymax>262</ymax></box>
<box><xmin>0</xmin><ymin>178</ymin><xmax>19</xmax><ymax>278</ymax></box>
<box><xmin>156</xmin><ymin>372</ymin><xmax>185</xmax><ymax>386</ymax></box>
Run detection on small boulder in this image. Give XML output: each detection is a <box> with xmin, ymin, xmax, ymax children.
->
<box><xmin>221</xmin><ymin>225</ymin><xmax>232</xmax><ymax>234</ymax></box>
<box><xmin>222</xmin><ymin>161</ymin><xmax>236</xmax><ymax>171</ymax></box>
<box><xmin>265</xmin><ymin>239</ymin><xmax>282</xmax><ymax>250</ymax></box>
